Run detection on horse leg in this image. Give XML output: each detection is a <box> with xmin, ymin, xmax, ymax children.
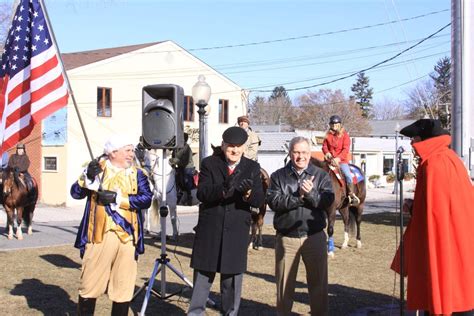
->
<box><xmin>5</xmin><ymin>206</ymin><xmax>14</xmax><ymax>240</ymax></box>
<box><xmin>339</xmin><ymin>207</ymin><xmax>350</xmax><ymax>249</ymax></box>
<box><xmin>249</xmin><ymin>213</ymin><xmax>257</xmax><ymax>250</ymax></box>
<box><xmin>326</xmin><ymin>207</ymin><xmax>336</xmax><ymax>258</ymax></box>
<box><xmin>169</xmin><ymin>205</ymin><xmax>178</xmax><ymax>239</ymax></box>
<box><xmin>25</xmin><ymin>205</ymin><xmax>34</xmax><ymax>235</ymax></box>
<box><xmin>355</xmin><ymin>204</ymin><xmax>364</xmax><ymax>248</ymax></box>
<box><xmin>257</xmin><ymin>220</ymin><xmax>264</xmax><ymax>250</ymax></box>
<box><xmin>16</xmin><ymin>207</ymin><xmax>24</xmax><ymax>240</ymax></box>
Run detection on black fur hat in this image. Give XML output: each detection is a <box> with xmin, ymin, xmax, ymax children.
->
<box><xmin>400</xmin><ymin>119</ymin><xmax>450</xmax><ymax>140</ymax></box>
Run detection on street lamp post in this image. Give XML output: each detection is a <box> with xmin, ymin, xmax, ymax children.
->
<box><xmin>192</xmin><ymin>75</ymin><xmax>211</xmax><ymax>167</ymax></box>
<box><xmin>394</xmin><ymin>122</ymin><xmax>400</xmax><ymax>195</ymax></box>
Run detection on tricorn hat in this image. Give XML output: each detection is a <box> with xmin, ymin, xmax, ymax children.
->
<box><xmin>222</xmin><ymin>127</ymin><xmax>248</xmax><ymax>145</ymax></box>
<box><xmin>237</xmin><ymin>115</ymin><xmax>250</xmax><ymax>124</ymax></box>
<box><xmin>400</xmin><ymin>119</ymin><xmax>450</xmax><ymax>140</ymax></box>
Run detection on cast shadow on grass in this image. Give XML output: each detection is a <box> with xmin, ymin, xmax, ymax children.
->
<box><xmin>131</xmin><ymin>281</ymin><xmax>397</xmax><ymax>315</ymax></box>
<box><xmin>10</xmin><ymin>278</ymin><xmax>76</xmax><ymax>314</ymax></box>
<box><xmin>131</xmin><ymin>280</ymin><xmax>275</xmax><ymax>315</ymax></box>
<box><xmin>362</xmin><ymin>212</ymin><xmax>410</xmax><ymax>228</ymax></box>
<box><xmin>40</xmin><ymin>254</ymin><xmax>81</xmax><ymax>269</ymax></box>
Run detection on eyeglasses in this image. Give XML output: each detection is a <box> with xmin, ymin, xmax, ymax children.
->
<box><xmin>291</xmin><ymin>151</ymin><xmax>309</xmax><ymax>156</ymax></box>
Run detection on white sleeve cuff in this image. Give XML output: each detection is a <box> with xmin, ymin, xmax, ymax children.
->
<box><xmin>82</xmin><ymin>170</ymin><xmax>100</xmax><ymax>191</ymax></box>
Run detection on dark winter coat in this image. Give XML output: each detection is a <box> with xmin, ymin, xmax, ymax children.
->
<box><xmin>8</xmin><ymin>153</ymin><xmax>30</xmax><ymax>173</ymax></box>
<box><xmin>190</xmin><ymin>152</ymin><xmax>264</xmax><ymax>274</ymax></box>
<box><xmin>267</xmin><ymin>162</ymin><xmax>334</xmax><ymax>238</ymax></box>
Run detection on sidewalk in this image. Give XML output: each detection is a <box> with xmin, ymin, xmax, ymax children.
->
<box><xmin>0</xmin><ymin>183</ymin><xmax>414</xmax><ymax>225</ymax></box>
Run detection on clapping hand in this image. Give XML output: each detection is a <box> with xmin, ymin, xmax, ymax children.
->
<box><xmin>299</xmin><ymin>176</ymin><xmax>315</xmax><ymax>197</ymax></box>
<box><xmin>236</xmin><ymin>178</ymin><xmax>253</xmax><ymax>193</ymax></box>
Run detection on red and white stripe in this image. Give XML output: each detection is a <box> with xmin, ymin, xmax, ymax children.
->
<box><xmin>0</xmin><ymin>44</ymin><xmax>69</xmax><ymax>151</ymax></box>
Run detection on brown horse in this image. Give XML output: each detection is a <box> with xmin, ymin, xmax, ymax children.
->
<box><xmin>2</xmin><ymin>168</ymin><xmax>38</xmax><ymax>240</ymax></box>
<box><xmin>249</xmin><ymin>168</ymin><xmax>270</xmax><ymax>250</ymax></box>
<box><xmin>311</xmin><ymin>158</ymin><xmax>366</xmax><ymax>258</ymax></box>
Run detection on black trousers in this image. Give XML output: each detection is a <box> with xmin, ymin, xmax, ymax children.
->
<box><xmin>187</xmin><ymin>270</ymin><xmax>243</xmax><ymax>316</ymax></box>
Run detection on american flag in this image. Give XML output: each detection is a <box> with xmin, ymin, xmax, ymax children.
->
<box><xmin>0</xmin><ymin>0</ymin><xmax>69</xmax><ymax>151</ymax></box>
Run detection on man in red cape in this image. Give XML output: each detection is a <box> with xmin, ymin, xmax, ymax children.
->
<box><xmin>391</xmin><ymin>119</ymin><xmax>474</xmax><ymax>315</ymax></box>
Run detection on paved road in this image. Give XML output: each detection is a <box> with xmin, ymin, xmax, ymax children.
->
<box><xmin>0</xmin><ymin>186</ymin><xmax>413</xmax><ymax>251</ymax></box>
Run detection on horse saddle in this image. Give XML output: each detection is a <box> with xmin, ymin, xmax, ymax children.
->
<box><xmin>328</xmin><ymin>164</ymin><xmax>364</xmax><ymax>187</ymax></box>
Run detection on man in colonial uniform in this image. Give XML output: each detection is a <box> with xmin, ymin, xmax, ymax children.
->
<box><xmin>71</xmin><ymin>135</ymin><xmax>152</xmax><ymax>315</ymax></box>
<box><xmin>188</xmin><ymin>127</ymin><xmax>265</xmax><ymax>315</ymax></box>
<box><xmin>391</xmin><ymin>119</ymin><xmax>474</xmax><ymax>315</ymax></box>
<box><xmin>237</xmin><ymin>115</ymin><xmax>261</xmax><ymax>161</ymax></box>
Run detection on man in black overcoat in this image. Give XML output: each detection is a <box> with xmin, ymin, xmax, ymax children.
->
<box><xmin>188</xmin><ymin>126</ymin><xmax>265</xmax><ymax>316</ymax></box>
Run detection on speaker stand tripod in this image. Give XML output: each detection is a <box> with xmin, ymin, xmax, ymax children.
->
<box><xmin>132</xmin><ymin>149</ymin><xmax>214</xmax><ymax>315</ymax></box>
<box><xmin>396</xmin><ymin>146</ymin><xmax>406</xmax><ymax>316</ymax></box>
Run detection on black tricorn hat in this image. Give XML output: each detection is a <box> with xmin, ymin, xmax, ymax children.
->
<box><xmin>400</xmin><ymin>119</ymin><xmax>450</xmax><ymax>140</ymax></box>
<box><xmin>222</xmin><ymin>126</ymin><xmax>248</xmax><ymax>145</ymax></box>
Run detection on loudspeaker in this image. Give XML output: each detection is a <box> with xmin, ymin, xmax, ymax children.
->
<box><xmin>142</xmin><ymin>84</ymin><xmax>184</xmax><ymax>149</ymax></box>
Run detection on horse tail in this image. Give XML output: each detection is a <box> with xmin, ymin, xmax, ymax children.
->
<box><xmin>150</xmin><ymin>198</ymin><xmax>160</xmax><ymax>228</ymax></box>
<box><xmin>348</xmin><ymin>206</ymin><xmax>357</xmax><ymax>236</ymax></box>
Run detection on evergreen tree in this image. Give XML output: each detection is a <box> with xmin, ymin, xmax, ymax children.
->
<box><xmin>430</xmin><ymin>56</ymin><xmax>451</xmax><ymax>128</ymax></box>
<box><xmin>350</xmin><ymin>72</ymin><xmax>374</xmax><ymax>118</ymax></box>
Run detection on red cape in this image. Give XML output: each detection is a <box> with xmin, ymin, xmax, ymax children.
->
<box><xmin>391</xmin><ymin>135</ymin><xmax>474</xmax><ymax>314</ymax></box>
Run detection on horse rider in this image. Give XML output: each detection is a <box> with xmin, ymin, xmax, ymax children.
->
<box><xmin>8</xmin><ymin>143</ymin><xmax>33</xmax><ymax>191</ymax></box>
<box><xmin>188</xmin><ymin>126</ymin><xmax>265</xmax><ymax>315</ymax></box>
<box><xmin>322</xmin><ymin>115</ymin><xmax>360</xmax><ymax>204</ymax></box>
<box><xmin>71</xmin><ymin>135</ymin><xmax>152</xmax><ymax>315</ymax></box>
<box><xmin>170</xmin><ymin>132</ymin><xmax>195</xmax><ymax>206</ymax></box>
<box><xmin>237</xmin><ymin>115</ymin><xmax>261</xmax><ymax>161</ymax></box>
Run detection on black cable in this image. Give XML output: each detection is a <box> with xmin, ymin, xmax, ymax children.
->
<box><xmin>253</xmin><ymin>23</ymin><xmax>451</xmax><ymax>92</ymax></box>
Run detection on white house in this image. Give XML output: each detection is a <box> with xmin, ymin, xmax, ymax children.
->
<box><xmin>255</xmin><ymin>120</ymin><xmax>415</xmax><ymax>183</ymax></box>
<box><xmin>41</xmin><ymin>41</ymin><xmax>248</xmax><ymax>206</ymax></box>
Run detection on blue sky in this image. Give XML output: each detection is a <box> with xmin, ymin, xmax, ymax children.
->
<box><xmin>6</xmin><ymin>0</ymin><xmax>451</xmax><ymax>103</ymax></box>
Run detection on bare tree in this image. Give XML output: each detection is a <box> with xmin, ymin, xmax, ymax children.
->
<box><xmin>248</xmin><ymin>86</ymin><xmax>293</xmax><ymax>125</ymax></box>
<box><xmin>372</xmin><ymin>97</ymin><xmax>406</xmax><ymax>120</ymax></box>
<box><xmin>403</xmin><ymin>79</ymin><xmax>436</xmax><ymax>119</ymax></box>
<box><xmin>290</xmin><ymin>89</ymin><xmax>371</xmax><ymax>136</ymax></box>
<box><xmin>0</xmin><ymin>1</ymin><xmax>12</xmax><ymax>47</ymax></box>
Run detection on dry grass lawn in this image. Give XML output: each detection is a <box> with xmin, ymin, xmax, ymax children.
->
<box><xmin>0</xmin><ymin>212</ymin><xmax>406</xmax><ymax>315</ymax></box>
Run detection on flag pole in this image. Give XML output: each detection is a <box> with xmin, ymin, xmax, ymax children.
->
<box><xmin>39</xmin><ymin>0</ymin><xmax>94</xmax><ymax>160</ymax></box>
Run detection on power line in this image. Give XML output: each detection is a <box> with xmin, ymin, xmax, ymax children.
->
<box><xmin>184</xmin><ymin>9</ymin><xmax>450</xmax><ymax>51</ymax></box>
<box><xmin>65</xmin><ymin>9</ymin><xmax>449</xmax><ymax>56</ymax></box>
<box><xmin>252</xmin><ymin>23</ymin><xmax>451</xmax><ymax>93</ymax></box>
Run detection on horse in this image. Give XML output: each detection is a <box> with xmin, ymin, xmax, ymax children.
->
<box><xmin>249</xmin><ymin>168</ymin><xmax>270</xmax><ymax>250</ymax></box>
<box><xmin>1</xmin><ymin>168</ymin><xmax>38</xmax><ymax>240</ymax></box>
<box><xmin>311</xmin><ymin>158</ymin><xmax>366</xmax><ymax>258</ymax></box>
<box><xmin>138</xmin><ymin>148</ymin><xmax>179</xmax><ymax>239</ymax></box>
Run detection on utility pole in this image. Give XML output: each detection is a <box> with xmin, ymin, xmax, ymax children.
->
<box><xmin>451</xmin><ymin>0</ymin><xmax>473</xmax><ymax>175</ymax></box>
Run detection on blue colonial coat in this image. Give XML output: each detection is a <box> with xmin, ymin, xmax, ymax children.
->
<box><xmin>71</xmin><ymin>161</ymin><xmax>152</xmax><ymax>258</ymax></box>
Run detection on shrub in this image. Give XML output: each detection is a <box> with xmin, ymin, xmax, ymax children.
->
<box><xmin>368</xmin><ymin>175</ymin><xmax>380</xmax><ymax>183</ymax></box>
<box><xmin>386</xmin><ymin>173</ymin><xmax>395</xmax><ymax>183</ymax></box>
<box><xmin>404</xmin><ymin>172</ymin><xmax>415</xmax><ymax>181</ymax></box>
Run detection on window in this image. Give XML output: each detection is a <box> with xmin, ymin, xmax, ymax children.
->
<box><xmin>218</xmin><ymin>99</ymin><xmax>229</xmax><ymax>123</ymax></box>
<box><xmin>383</xmin><ymin>156</ymin><xmax>394</xmax><ymax>175</ymax></box>
<box><xmin>184</xmin><ymin>96</ymin><xmax>194</xmax><ymax>121</ymax></box>
<box><xmin>43</xmin><ymin>156</ymin><xmax>58</xmax><ymax>172</ymax></box>
<box><xmin>97</xmin><ymin>87</ymin><xmax>112</xmax><ymax>117</ymax></box>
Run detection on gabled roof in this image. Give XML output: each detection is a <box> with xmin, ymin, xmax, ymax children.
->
<box><xmin>258</xmin><ymin>132</ymin><xmax>297</xmax><ymax>152</ymax></box>
<box><xmin>369</xmin><ymin>120</ymin><xmax>416</xmax><ymax>137</ymax></box>
<box><xmin>61</xmin><ymin>42</ymin><xmax>163</xmax><ymax>70</ymax></box>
